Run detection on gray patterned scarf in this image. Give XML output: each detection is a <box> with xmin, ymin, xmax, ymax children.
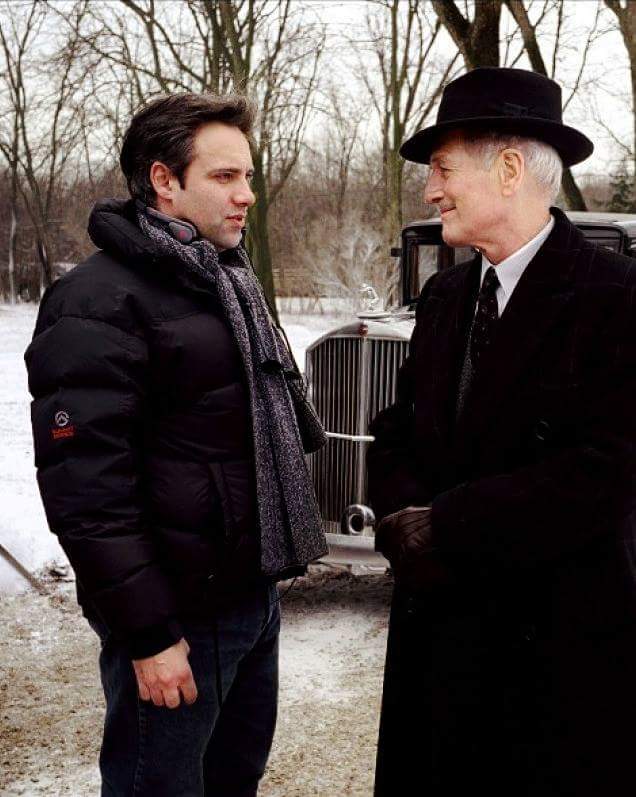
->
<box><xmin>138</xmin><ymin>210</ymin><xmax>328</xmax><ymax>577</ymax></box>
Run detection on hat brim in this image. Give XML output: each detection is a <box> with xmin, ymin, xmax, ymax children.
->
<box><xmin>400</xmin><ymin>116</ymin><xmax>593</xmax><ymax>167</ymax></box>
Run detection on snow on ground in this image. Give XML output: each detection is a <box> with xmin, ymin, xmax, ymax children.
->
<box><xmin>0</xmin><ymin>301</ymin><xmax>351</xmax><ymax>594</ymax></box>
<box><xmin>0</xmin><ymin>304</ymin><xmax>62</xmax><ymax>593</ymax></box>
<box><xmin>1</xmin><ymin>568</ymin><xmax>391</xmax><ymax>796</ymax></box>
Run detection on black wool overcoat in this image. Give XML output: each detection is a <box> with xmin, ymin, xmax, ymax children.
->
<box><xmin>368</xmin><ymin>208</ymin><xmax>636</xmax><ymax>797</ymax></box>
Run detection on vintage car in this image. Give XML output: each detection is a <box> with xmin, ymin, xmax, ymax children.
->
<box><xmin>306</xmin><ymin>211</ymin><xmax>636</xmax><ymax>567</ymax></box>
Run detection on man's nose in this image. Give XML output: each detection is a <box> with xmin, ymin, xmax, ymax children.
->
<box><xmin>423</xmin><ymin>170</ymin><xmax>443</xmax><ymax>205</ymax></box>
<box><xmin>234</xmin><ymin>179</ymin><xmax>256</xmax><ymax>207</ymax></box>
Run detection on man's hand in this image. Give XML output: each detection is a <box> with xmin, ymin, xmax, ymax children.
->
<box><xmin>375</xmin><ymin>506</ymin><xmax>453</xmax><ymax>592</ymax></box>
<box><xmin>132</xmin><ymin>638</ymin><xmax>198</xmax><ymax>709</ymax></box>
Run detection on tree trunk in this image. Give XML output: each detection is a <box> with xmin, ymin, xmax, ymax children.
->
<box><xmin>561</xmin><ymin>164</ymin><xmax>587</xmax><ymax>210</ymax></box>
<box><xmin>35</xmin><ymin>230</ymin><xmax>53</xmax><ymax>290</ymax></box>
<box><xmin>7</xmin><ymin>204</ymin><xmax>17</xmax><ymax>304</ymax></box>
<box><xmin>432</xmin><ymin>0</ymin><xmax>501</xmax><ymax>69</ymax></box>
<box><xmin>386</xmin><ymin>0</ymin><xmax>401</xmax><ymax>241</ymax></box>
<box><xmin>246</xmin><ymin>149</ymin><xmax>278</xmax><ymax>322</ymax></box>
<box><xmin>469</xmin><ymin>0</ymin><xmax>501</xmax><ymax>68</ymax></box>
<box><xmin>631</xmin><ymin>53</ymin><xmax>636</xmax><ymax>197</ymax></box>
<box><xmin>605</xmin><ymin>2</ymin><xmax>636</xmax><ymax>201</ymax></box>
<box><xmin>386</xmin><ymin>146</ymin><xmax>403</xmax><ymax>243</ymax></box>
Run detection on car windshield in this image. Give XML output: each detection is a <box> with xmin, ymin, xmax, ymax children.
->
<box><xmin>404</xmin><ymin>242</ymin><xmax>473</xmax><ymax>304</ymax></box>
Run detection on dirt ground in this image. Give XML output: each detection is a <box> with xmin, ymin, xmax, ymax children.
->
<box><xmin>0</xmin><ymin>566</ymin><xmax>393</xmax><ymax>796</ymax></box>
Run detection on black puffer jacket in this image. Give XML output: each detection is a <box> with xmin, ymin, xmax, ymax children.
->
<box><xmin>26</xmin><ymin>199</ymin><xmax>277</xmax><ymax>658</ymax></box>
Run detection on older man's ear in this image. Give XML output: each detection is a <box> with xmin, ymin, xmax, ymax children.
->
<box><xmin>498</xmin><ymin>148</ymin><xmax>525</xmax><ymax>197</ymax></box>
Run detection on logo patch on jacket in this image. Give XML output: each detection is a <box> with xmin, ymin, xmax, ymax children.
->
<box><xmin>51</xmin><ymin>410</ymin><xmax>75</xmax><ymax>440</ymax></box>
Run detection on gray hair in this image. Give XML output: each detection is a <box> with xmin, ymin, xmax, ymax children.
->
<box><xmin>462</xmin><ymin>131</ymin><xmax>563</xmax><ymax>204</ymax></box>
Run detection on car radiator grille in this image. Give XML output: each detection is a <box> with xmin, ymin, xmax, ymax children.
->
<box><xmin>306</xmin><ymin>336</ymin><xmax>409</xmax><ymax>528</ymax></box>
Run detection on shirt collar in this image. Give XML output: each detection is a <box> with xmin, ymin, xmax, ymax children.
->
<box><xmin>481</xmin><ymin>214</ymin><xmax>555</xmax><ymax>301</ymax></box>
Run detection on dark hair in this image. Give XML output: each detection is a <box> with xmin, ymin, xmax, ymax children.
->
<box><xmin>119</xmin><ymin>93</ymin><xmax>255</xmax><ymax>205</ymax></box>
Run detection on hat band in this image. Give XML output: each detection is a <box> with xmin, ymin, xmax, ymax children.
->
<box><xmin>439</xmin><ymin>96</ymin><xmax>559</xmax><ymax>124</ymax></box>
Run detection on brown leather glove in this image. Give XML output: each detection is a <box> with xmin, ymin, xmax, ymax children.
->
<box><xmin>375</xmin><ymin>506</ymin><xmax>453</xmax><ymax>592</ymax></box>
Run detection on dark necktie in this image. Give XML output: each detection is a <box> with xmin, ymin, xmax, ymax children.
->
<box><xmin>470</xmin><ymin>266</ymin><xmax>500</xmax><ymax>365</ymax></box>
<box><xmin>456</xmin><ymin>266</ymin><xmax>500</xmax><ymax>416</ymax></box>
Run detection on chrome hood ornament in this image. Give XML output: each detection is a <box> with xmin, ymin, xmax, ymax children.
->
<box><xmin>357</xmin><ymin>284</ymin><xmax>392</xmax><ymax>319</ymax></box>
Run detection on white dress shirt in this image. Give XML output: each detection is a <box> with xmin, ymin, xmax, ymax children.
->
<box><xmin>480</xmin><ymin>214</ymin><xmax>555</xmax><ymax>316</ymax></box>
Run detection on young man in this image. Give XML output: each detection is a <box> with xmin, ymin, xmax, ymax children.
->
<box><xmin>369</xmin><ymin>68</ymin><xmax>636</xmax><ymax>796</ymax></box>
<box><xmin>26</xmin><ymin>93</ymin><xmax>326</xmax><ymax>796</ymax></box>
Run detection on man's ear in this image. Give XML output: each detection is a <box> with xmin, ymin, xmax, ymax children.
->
<box><xmin>498</xmin><ymin>148</ymin><xmax>524</xmax><ymax>197</ymax></box>
<box><xmin>149</xmin><ymin>161</ymin><xmax>177</xmax><ymax>203</ymax></box>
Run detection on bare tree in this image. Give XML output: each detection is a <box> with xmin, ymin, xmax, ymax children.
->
<box><xmin>0</xmin><ymin>0</ymin><xmax>42</xmax><ymax>299</ymax></box>
<box><xmin>323</xmin><ymin>87</ymin><xmax>363</xmax><ymax>230</ymax></box>
<box><xmin>605</xmin><ymin>1</ymin><xmax>636</xmax><ymax>183</ymax></box>
<box><xmin>358</xmin><ymin>0</ymin><xmax>460</xmax><ymax>245</ymax></box>
<box><xmin>0</xmin><ymin>0</ymin><xmax>91</xmax><ymax>291</ymax></box>
<box><xmin>56</xmin><ymin>0</ymin><xmax>325</xmax><ymax>316</ymax></box>
<box><xmin>431</xmin><ymin>0</ymin><xmax>503</xmax><ymax>68</ymax></box>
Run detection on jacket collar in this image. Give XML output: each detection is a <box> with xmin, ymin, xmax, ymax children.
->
<box><xmin>87</xmin><ymin>198</ymin><xmax>242</xmax><ymax>300</ymax></box>
<box><xmin>88</xmin><ymin>198</ymin><xmax>165</xmax><ymax>267</ymax></box>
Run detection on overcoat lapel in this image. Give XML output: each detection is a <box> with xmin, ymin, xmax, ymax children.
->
<box><xmin>426</xmin><ymin>255</ymin><xmax>481</xmax><ymax>447</ymax></box>
<box><xmin>456</xmin><ymin>209</ymin><xmax>578</xmax><ymax>446</ymax></box>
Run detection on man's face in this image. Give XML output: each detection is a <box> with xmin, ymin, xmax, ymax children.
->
<box><xmin>423</xmin><ymin>131</ymin><xmax>503</xmax><ymax>249</ymax></box>
<box><xmin>164</xmin><ymin>121</ymin><xmax>255</xmax><ymax>250</ymax></box>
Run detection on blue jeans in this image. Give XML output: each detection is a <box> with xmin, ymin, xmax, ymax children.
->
<box><xmin>90</xmin><ymin>584</ymin><xmax>280</xmax><ymax>796</ymax></box>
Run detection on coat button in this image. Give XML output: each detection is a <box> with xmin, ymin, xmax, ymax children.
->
<box><xmin>534</xmin><ymin>420</ymin><xmax>551</xmax><ymax>442</ymax></box>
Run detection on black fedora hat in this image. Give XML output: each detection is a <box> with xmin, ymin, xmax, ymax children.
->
<box><xmin>400</xmin><ymin>67</ymin><xmax>593</xmax><ymax>167</ymax></box>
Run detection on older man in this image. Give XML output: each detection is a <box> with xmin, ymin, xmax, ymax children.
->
<box><xmin>368</xmin><ymin>68</ymin><xmax>636</xmax><ymax>796</ymax></box>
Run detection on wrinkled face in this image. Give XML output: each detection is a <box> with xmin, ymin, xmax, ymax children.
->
<box><xmin>167</xmin><ymin>122</ymin><xmax>255</xmax><ymax>250</ymax></box>
<box><xmin>423</xmin><ymin>131</ymin><xmax>503</xmax><ymax>250</ymax></box>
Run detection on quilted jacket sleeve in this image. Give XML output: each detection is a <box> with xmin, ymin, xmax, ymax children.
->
<box><xmin>25</xmin><ymin>282</ymin><xmax>183</xmax><ymax>658</ymax></box>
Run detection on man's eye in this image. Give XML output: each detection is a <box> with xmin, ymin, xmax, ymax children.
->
<box><xmin>216</xmin><ymin>173</ymin><xmax>232</xmax><ymax>182</ymax></box>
